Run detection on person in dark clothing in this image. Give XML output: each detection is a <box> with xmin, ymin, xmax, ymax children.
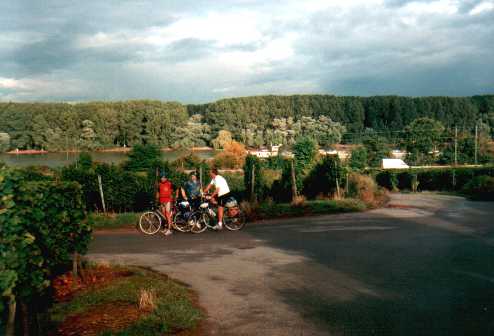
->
<box><xmin>180</xmin><ymin>172</ymin><xmax>201</xmax><ymax>209</ymax></box>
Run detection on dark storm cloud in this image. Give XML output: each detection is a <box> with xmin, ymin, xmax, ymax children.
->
<box><xmin>0</xmin><ymin>0</ymin><xmax>493</xmax><ymax>102</ymax></box>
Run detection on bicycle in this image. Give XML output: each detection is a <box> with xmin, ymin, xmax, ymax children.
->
<box><xmin>138</xmin><ymin>200</ymin><xmax>199</xmax><ymax>235</ymax></box>
<box><xmin>191</xmin><ymin>194</ymin><xmax>246</xmax><ymax>233</ymax></box>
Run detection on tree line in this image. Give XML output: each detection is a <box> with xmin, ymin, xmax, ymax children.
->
<box><xmin>0</xmin><ymin>95</ymin><xmax>493</xmax><ymax>152</ymax></box>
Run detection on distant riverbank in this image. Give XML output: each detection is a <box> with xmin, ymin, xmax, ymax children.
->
<box><xmin>0</xmin><ymin>148</ymin><xmax>216</xmax><ymax>168</ymax></box>
<box><xmin>5</xmin><ymin>146</ymin><xmax>214</xmax><ymax>155</ymax></box>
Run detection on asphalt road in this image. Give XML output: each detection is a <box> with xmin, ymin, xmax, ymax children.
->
<box><xmin>88</xmin><ymin>193</ymin><xmax>494</xmax><ymax>336</ymax></box>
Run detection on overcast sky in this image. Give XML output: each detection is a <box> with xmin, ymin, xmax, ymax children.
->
<box><xmin>0</xmin><ymin>0</ymin><xmax>493</xmax><ymax>103</ymax></box>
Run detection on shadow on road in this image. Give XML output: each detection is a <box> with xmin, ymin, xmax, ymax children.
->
<box><xmin>247</xmin><ymin>202</ymin><xmax>494</xmax><ymax>335</ymax></box>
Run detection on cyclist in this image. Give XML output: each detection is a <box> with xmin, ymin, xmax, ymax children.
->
<box><xmin>156</xmin><ymin>171</ymin><xmax>174</xmax><ymax>236</ymax></box>
<box><xmin>203</xmin><ymin>168</ymin><xmax>230</xmax><ymax>230</ymax></box>
<box><xmin>180</xmin><ymin>172</ymin><xmax>201</xmax><ymax>209</ymax></box>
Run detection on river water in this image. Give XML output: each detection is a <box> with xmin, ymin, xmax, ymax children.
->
<box><xmin>0</xmin><ymin>150</ymin><xmax>215</xmax><ymax>168</ymax></box>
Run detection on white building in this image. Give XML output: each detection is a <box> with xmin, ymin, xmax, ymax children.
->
<box><xmin>248</xmin><ymin>148</ymin><xmax>273</xmax><ymax>158</ymax></box>
<box><xmin>390</xmin><ymin>149</ymin><xmax>407</xmax><ymax>159</ymax></box>
<box><xmin>381</xmin><ymin>158</ymin><xmax>409</xmax><ymax>169</ymax></box>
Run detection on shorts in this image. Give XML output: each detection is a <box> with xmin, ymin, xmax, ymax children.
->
<box><xmin>217</xmin><ymin>193</ymin><xmax>231</xmax><ymax>207</ymax></box>
<box><xmin>160</xmin><ymin>201</ymin><xmax>172</xmax><ymax>213</ymax></box>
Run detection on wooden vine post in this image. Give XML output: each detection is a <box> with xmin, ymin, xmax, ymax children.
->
<box><xmin>335</xmin><ymin>178</ymin><xmax>341</xmax><ymax>199</ymax></box>
<box><xmin>199</xmin><ymin>166</ymin><xmax>203</xmax><ymax>190</ymax></box>
<box><xmin>72</xmin><ymin>252</ymin><xmax>79</xmax><ymax>289</ymax></box>
<box><xmin>250</xmin><ymin>164</ymin><xmax>256</xmax><ymax>203</ymax></box>
<box><xmin>6</xmin><ymin>297</ymin><xmax>16</xmax><ymax>336</ymax></box>
<box><xmin>291</xmin><ymin>159</ymin><xmax>297</xmax><ymax>203</ymax></box>
<box><xmin>97</xmin><ymin>175</ymin><xmax>106</xmax><ymax>213</ymax></box>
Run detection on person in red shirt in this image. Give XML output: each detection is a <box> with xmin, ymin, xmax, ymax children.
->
<box><xmin>156</xmin><ymin>171</ymin><xmax>174</xmax><ymax>236</ymax></box>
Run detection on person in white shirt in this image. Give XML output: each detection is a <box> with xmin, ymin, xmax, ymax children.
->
<box><xmin>203</xmin><ymin>168</ymin><xmax>230</xmax><ymax>230</ymax></box>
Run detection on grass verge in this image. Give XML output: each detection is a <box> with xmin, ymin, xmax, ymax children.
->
<box><xmin>89</xmin><ymin>212</ymin><xmax>139</xmax><ymax>229</ymax></box>
<box><xmin>90</xmin><ymin>199</ymin><xmax>370</xmax><ymax>229</ymax></box>
<box><xmin>249</xmin><ymin>198</ymin><xmax>367</xmax><ymax>221</ymax></box>
<box><xmin>50</xmin><ymin>266</ymin><xmax>202</xmax><ymax>335</ymax></box>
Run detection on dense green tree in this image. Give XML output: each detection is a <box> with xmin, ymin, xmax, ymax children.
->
<box><xmin>92</xmin><ymin>107</ymin><xmax>119</xmax><ymax>147</ymax></box>
<box><xmin>124</xmin><ymin>144</ymin><xmax>162</xmax><ymax>171</ymax></box>
<box><xmin>77</xmin><ymin>152</ymin><xmax>93</xmax><ymax>170</ymax></box>
<box><xmin>403</xmin><ymin>118</ymin><xmax>445</xmax><ymax>165</ymax></box>
<box><xmin>439</xmin><ymin>128</ymin><xmax>494</xmax><ymax>164</ymax></box>
<box><xmin>211</xmin><ymin>130</ymin><xmax>233</xmax><ymax>149</ymax></box>
<box><xmin>303</xmin><ymin>155</ymin><xmax>344</xmax><ymax>198</ymax></box>
<box><xmin>349</xmin><ymin>147</ymin><xmax>368</xmax><ymax>171</ymax></box>
<box><xmin>244</xmin><ymin>155</ymin><xmax>265</xmax><ymax>201</ymax></box>
<box><xmin>0</xmin><ymin>95</ymin><xmax>493</xmax><ymax>151</ymax></box>
<box><xmin>298</xmin><ymin>116</ymin><xmax>346</xmax><ymax>147</ymax></box>
<box><xmin>172</xmin><ymin>114</ymin><xmax>211</xmax><ymax>148</ymax></box>
<box><xmin>362</xmin><ymin>131</ymin><xmax>391</xmax><ymax>167</ymax></box>
<box><xmin>0</xmin><ymin>132</ymin><xmax>10</xmax><ymax>152</ymax></box>
<box><xmin>293</xmin><ymin>137</ymin><xmax>318</xmax><ymax>173</ymax></box>
<box><xmin>79</xmin><ymin>120</ymin><xmax>98</xmax><ymax>149</ymax></box>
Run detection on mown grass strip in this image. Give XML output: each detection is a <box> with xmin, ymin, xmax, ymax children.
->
<box><xmin>50</xmin><ymin>267</ymin><xmax>202</xmax><ymax>335</ymax></box>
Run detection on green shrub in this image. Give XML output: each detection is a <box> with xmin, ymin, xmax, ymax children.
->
<box><xmin>77</xmin><ymin>152</ymin><xmax>93</xmax><ymax>170</ymax></box>
<box><xmin>212</xmin><ymin>152</ymin><xmax>238</xmax><ymax>169</ymax></box>
<box><xmin>256</xmin><ymin>199</ymin><xmax>366</xmax><ymax>219</ymax></box>
<box><xmin>264</xmin><ymin>155</ymin><xmax>285</xmax><ymax>170</ymax></box>
<box><xmin>61</xmin><ymin>161</ymin><xmax>188</xmax><ymax>212</ymax></box>
<box><xmin>374</xmin><ymin>166</ymin><xmax>494</xmax><ymax>192</ymax></box>
<box><xmin>0</xmin><ymin>168</ymin><xmax>90</xmax><ymax>326</ymax></box>
<box><xmin>303</xmin><ymin>155</ymin><xmax>344</xmax><ymax>199</ymax></box>
<box><xmin>222</xmin><ymin>172</ymin><xmax>245</xmax><ymax>200</ymax></box>
<box><xmin>123</xmin><ymin>144</ymin><xmax>162</xmax><ymax>171</ymax></box>
<box><xmin>375</xmin><ymin>170</ymin><xmax>398</xmax><ymax>191</ymax></box>
<box><xmin>349</xmin><ymin>147</ymin><xmax>368</xmax><ymax>171</ymax></box>
<box><xmin>172</xmin><ymin>152</ymin><xmax>202</xmax><ymax>169</ymax></box>
<box><xmin>347</xmin><ymin>173</ymin><xmax>378</xmax><ymax>205</ymax></box>
<box><xmin>89</xmin><ymin>212</ymin><xmax>140</xmax><ymax>229</ymax></box>
<box><xmin>244</xmin><ymin>155</ymin><xmax>265</xmax><ymax>201</ymax></box>
<box><xmin>462</xmin><ymin>175</ymin><xmax>494</xmax><ymax>201</ymax></box>
<box><xmin>0</xmin><ymin>132</ymin><xmax>10</xmax><ymax>152</ymax></box>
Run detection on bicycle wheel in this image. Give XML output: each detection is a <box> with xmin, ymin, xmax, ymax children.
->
<box><xmin>224</xmin><ymin>208</ymin><xmax>246</xmax><ymax>231</ymax></box>
<box><xmin>139</xmin><ymin>211</ymin><xmax>161</xmax><ymax>235</ymax></box>
<box><xmin>191</xmin><ymin>212</ymin><xmax>208</xmax><ymax>233</ymax></box>
<box><xmin>173</xmin><ymin>212</ymin><xmax>192</xmax><ymax>233</ymax></box>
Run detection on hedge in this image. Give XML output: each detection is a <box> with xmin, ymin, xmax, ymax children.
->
<box><xmin>462</xmin><ymin>176</ymin><xmax>494</xmax><ymax>201</ymax></box>
<box><xmin>373</xmin><ymin>166</ymin><xmax>494</xmax><ymax>192</ymax></box>
<box><xmin>0</xmin><ymin>168</ymin><xmax>91</xmax><ymax>334</ymax></box>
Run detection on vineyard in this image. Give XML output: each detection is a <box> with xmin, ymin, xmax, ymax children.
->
<box><xmin>0</xmin><ymin>168</ymin><xmax>91</xmax><ymax>336</ymax></box>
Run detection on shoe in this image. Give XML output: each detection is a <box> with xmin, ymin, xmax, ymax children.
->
<box><xmin>162</xmin><ymin>229</ymin><xmax>173</xmax><ymax>236</ymax></box>
<box><xmin>212</xmin><ymin>223</ymin><xmax>223</xmax><ymax>230</ymax></box>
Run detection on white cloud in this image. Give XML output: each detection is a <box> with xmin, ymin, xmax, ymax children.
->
<box><xmin>1</xmin><ymin>0</ymin><xmax>493</xmax><ymax>101</ymax></box>
<box><xmin>0</xmin><ymin>77</ymin><xmax>27</xmax><ymax>89</ymax></box>
<box><xmin>469</xmin><ymin>1</ymin><xmax>494</xmax><ymax>15</ymax></box>
<box><xmin>0</xmin><ymin>75</ymin><xmax>89</xmax><ymax>101</ymax></box>
<box><xmin>403</xmin><ymin>0</ymin><xmax>458</xmax><ymax>15</ymax></box>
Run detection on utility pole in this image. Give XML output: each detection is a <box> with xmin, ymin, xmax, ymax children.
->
<box><xmin>454</xmin><ymin>126</ymin><xmax>458</xmax><ymax>166</ymax></box>
<box><xmin>474</xmin><ymin>123</ymin><xmax>478</xmax><ymax>165</ymax></box>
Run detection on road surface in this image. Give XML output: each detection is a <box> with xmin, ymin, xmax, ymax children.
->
<box><xmin>88</xmin><ymin>193</ymin><xmax>494</xmax><ymax>335</ymax></box>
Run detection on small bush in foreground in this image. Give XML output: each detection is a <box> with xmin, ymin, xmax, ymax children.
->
<box><xmin>347</xmin><ymin>173</ymin><xmax>388</xmax><ymax>208</ymax></box>
<box><xmin>49</xmin><ymin>266</ymin><xmax>202</xmax><ymax>336</ymax></box>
